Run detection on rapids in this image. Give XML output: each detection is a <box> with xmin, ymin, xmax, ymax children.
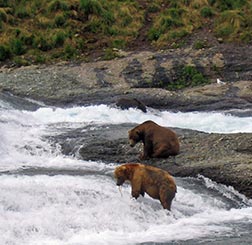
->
<box><xmin>0</xmin><ymin>95</ymin><xmax>252</xmax><ymax>245</ymax></box>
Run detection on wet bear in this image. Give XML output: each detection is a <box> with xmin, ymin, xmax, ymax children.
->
<box><xmin>128</xmin><ymin>120</ymin><xmax>180</xmax><ymax>160</ymax></box>
<box><xmin>114</xmin><ymin>163</ymin><xmax>177</xmax><ymax>210</ymax></box>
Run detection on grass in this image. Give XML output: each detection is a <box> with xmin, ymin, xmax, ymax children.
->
<box><xmin>0</xmin><ymin>0</ymin><xmax>252</xmax><ymax>66</ymax></box>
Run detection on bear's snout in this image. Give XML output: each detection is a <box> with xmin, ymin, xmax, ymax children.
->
<box><xmin>116</xmin><ymin>177</ymin><xmax>124</xmax><ymax>186</ymax></box>
<box><xmin>129</xmin><ymin>139</ymin><xmax>136</xmax><ymax>147</ymax></box>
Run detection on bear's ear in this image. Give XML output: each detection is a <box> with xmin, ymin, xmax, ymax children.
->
<box><xmin>120</xmin><ymin>165</ymin><xmax>127</xmax><ymax>171</ymax></box>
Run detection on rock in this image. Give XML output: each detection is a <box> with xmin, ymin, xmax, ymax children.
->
<box><xmin>0</xmin><ymin>47</ymin><xmax>252</xmax><ymax>111</ymax></box>
<box><xmin>49</xmin><ymin>124</ymin><xmax>252</xmax><ymax>199</ymax></box>
<box><xmin>116</xmin><ymin>97</ymin><xmax>147</xmax><ymax>112</ymax></box>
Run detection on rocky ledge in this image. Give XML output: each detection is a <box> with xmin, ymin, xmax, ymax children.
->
<box><xmin>0</xmin><ymin>47</ymin><xmax>252</xmax><ymax>112</ymax></box>
<box><xmin>49</xmin><ymin>124</ymin><xmax>252</xmax><ymax>199</ymax></box>
<box><xmin>1</xmin><ymin>46</ymin><xmax>252</xmax><ymax>199</ymax></box>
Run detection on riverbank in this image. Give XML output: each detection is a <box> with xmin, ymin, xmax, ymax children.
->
<box><xmin>0</xmin><ymin>47</ymin><xmax>252</xmax><ymax>199</ymax></box>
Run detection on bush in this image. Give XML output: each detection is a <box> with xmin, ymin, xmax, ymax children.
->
<box><xmin>167</xmin><ymin>65</ymin><xmax>209</xmax><ymax>90</ymax></box>
<box><xmin>213</xmin><ymin>0</ymin><xmax>247</xmax><ymax>11</ymax></box>
<box><xmin>33</xmin><ymin>36</ymin><xmax>52</xmax><ymax>51</ymax></box>
<box><xmin>79</xmin><ymin>0</ymin><xmax>103</xmax><ymax>16</ymax></box>
<box><xmin>148</xmin><ymin>27</ymin><xmax>161</xmax><ymax>41</ymax></box>
<box><xmin>54</xmin><ymin>14</ymin><xmax>66</xmax><ymax>27</ymax></box>
<box><xmin>64</xmin><ymin>44</ymin><xmax>76</xmax><ymax>59</ymax></box>
<box><xmin>0</xmin><ymin>9</ymin><xmax>7</xmax><ymax>22</ymax></box>
<box><xmin>10</xmin><ymin>38</ymin><xmax>25</xmax><ymax>55</ymax></box>
<box><xmin>48</xmin><ymin>0</ymin><xmax>69</xmax><ymax>12</ymax></box>
<box><xmin>15</xmin><ymin>6</ymin><xmax>30</xmax><ymax>18</ymax></box>
<box><xmin>52</xmin><ymin>31</ymin><xmax>66</xmax><ymax>47</ymax></box>
<box><xmin>0</xmin><ymin>45</ymin><xmax>10</xmax><ymax>61</ymax></box>
<box><xmin>200</xmin><ymin>7</ymin><xmax>214</xmax><ymax>18</ymax></box>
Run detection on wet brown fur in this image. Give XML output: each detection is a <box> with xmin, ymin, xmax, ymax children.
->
<box><xmin>114</xmin><ymin>163</ymin><xmax>177</xmax><ymax>210</ymax></box>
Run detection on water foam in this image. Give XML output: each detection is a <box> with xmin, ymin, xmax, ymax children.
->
<box><xmin>27</xmin><ymin>105</ymin><xmax>252</xmax><ymax>133</ymax></box>
<box><xmin>1</xmin><ymin>174</ymin><xmax>251</xmax><ymax>245</ymax></box>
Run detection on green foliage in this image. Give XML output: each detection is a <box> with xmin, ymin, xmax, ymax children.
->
<box><xmin>0</xmin><ymin>45</ymin><xmax>10</xmax><ymax>61</ymax></box>
<box><xmin>214</xmin><ymin>10</ymin><xmax>245</xmax><ymax>40</ymax></box>
<box><xmin>64</xmin><ymin>44</ymin><xmax>76</xmax><ymax>59</ymax></box>
<box><xmin>52</xmin><ymin>31</ymin><xmax>66</xmax><ymax>47</ymax></box>
<box><xmin>0</xmin><ymin>9</ymin><xmax>7</xmax><ymax>22</ymax></box>
<box><xmin>112</xmin><ymin>39</ymin><xmax>126</xmax><ymax>49</ymax></box>
<box><xmin>0</xmin><ymin>0</ymin><xmax>10</xmax><ymax>7</ymax></box>
<box><xmin>193</xmin><ymin>39</ymin><xmax>208</xmax><ymax>49</ymax></box>
<box><xmin>48</xmin><ymin>0</ymin><xmax>69</xmax><ymax>12</ymax></box>
<box><xmin>211</xmin><ymin>0</ymin><xmax>247</xmax><ymax>11</ymax></box>
<box><xmin>200</xmin><ymin>6</ymin><xmax>214</xmax><ymax>17</ymax></box>
<box><xmin>79</xmin><ymin>0</ymin><xmax>103</xmax><ymax>16</ymax></box>
<box><xmin>15</xmin><ymin>6</ymin><xmax>30</xmax><ymax>19</ymax></box>
<box><xmin>103</xmin><ymin>48</ymin><xmax>118</xmax><ymax>60</ymax></box>
<box><xmin>33</xmin><ymin>36</ymin><xmax>52</xmax><ymax>51</ymax></box>
<box><xmin>0</xmin><ymin>0</ymin><xmax>252</xmax><ymax>66</ymax></box>
<box><xmin>54</xmin><ymin>14</ymin><xmax>66</xmax><ymax>27</ymax></box>
<box><xmin>10</xmin><ymin>38</ymin><xmax>25</xmax><ymax>55</ymax></box>
<box><xmin>167</xmin><ymin>65</ymin><xmax>209</xmax><ymax>90</ymax></box>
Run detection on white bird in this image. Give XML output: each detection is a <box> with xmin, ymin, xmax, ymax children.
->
<box><xmin>217</xmin><ymin>78</ymin><xmax>226</xmax><ymax>85</ymax></box>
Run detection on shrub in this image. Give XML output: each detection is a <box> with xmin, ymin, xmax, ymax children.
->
<box><xmin>33</xmin><ymin>36</ymin><xmax>52</xmax><ymax>51</ymax></box>
<box><xmin>79</xmin><ymin>0</ymin><xmax>103</xmax><ymax>16</ymax></box>
<box><xmin>112</xmin><ymin>39</ymin><xmax>126</xmax><ymax>49</ymax></box>
<box><xmin>0</xmin><ymin>0</ymin><xmax>10</xmax><ymax>7</ymax></box>
<box><xmin>0</xmin><ymin>45</ymin><xmax>10</xmax><ymax>61</ymax></box>
<box><xmin>48</xmin><ymin>0</ymin><xmax>69</xmax><ymax>12</ymax></box>
<box><xmin>54</xmin><ymin>14</ymin><xmax>66</xmax><ymax>27</ymax></box>
<box><xmin>200</xmin><ymin>6</ymin><xmax>214</xmax><ymax>18</ymax></box>
<box><xmin>148</xmin><ymin>27</ymin><xmax>161</xmax><ymax>41</ymax></box>
<box><xmin>213</xmin><ymin>0</ymin><xmax>247</xmax><ymax>11</ymax></box>
<box><xmin>0</xmin><ymin>9</ymin><xmax>7</xmax><ymax>22</ymax></box>
<box><xmin>167</xmin><ymin>65</ymin><xmax>209</xmax><ymax>90</ymax></box>
<box><xmin>193</xmin><ymin>40</ymin><xmax>208</xmax><ymax>49</ymax></box>
<box><xmin>10</xmin><ymin>38</ymin><xmax>25</xmax><ymax>55</ymax></box>
<box><xmin>52</xmin><ymin>31</ymin><xmax>66</xmax><ymax>47</ymax></box>
<box><xmin>15</xmin><ymin>6</ymin><xmax>30</xmax><ymax>19</ymax></box>
<box><xmin>64</xmin><ymin>44</ymin><xmax>76</xmax><ymax>59</ymax></box>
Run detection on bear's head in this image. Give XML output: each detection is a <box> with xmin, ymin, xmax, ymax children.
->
<box><xmin>114</xmin><ymin>164</ymin><xmax>138</xmax><ymax>186</ymax></box>
<box><xmin>114</xmin><ymin>165</ymin><xmax>128</xmax><ymax>186</ymax></box>
<box><xmin>128</xmin><ymin>129</ymin><xmax>142</xmax><ymax>147</ymax></box>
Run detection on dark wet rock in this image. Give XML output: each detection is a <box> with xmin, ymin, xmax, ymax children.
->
<box><xmin>116</xmin><ymin>97</ymin><xmax>147</xmax><ymax>112</ymax></box>
<box><xmin>0</xmin><ymin>48</ymin><xmax>252</xmax><ymax>111</ymax></box>
<box><xmin>48</xmin><ymin>123</ymin><xmax>252</xmax><ymax>199</ymax></box>
<box><xmin>1</xmin><ymin>46</ymin><xmax>252</xmax><ymax>199</ymax></box>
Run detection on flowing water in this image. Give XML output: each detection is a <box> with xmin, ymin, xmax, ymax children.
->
<box><xmin>1</xmin><ymin>94</ymin><xmax>252</xmax><ymax>245</ymax></box>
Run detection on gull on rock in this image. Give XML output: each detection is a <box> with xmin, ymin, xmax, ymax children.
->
<box><xmin>217</xmin><ymin>78</ymin><xmax>226</xmax><ymax>85</ymax></box>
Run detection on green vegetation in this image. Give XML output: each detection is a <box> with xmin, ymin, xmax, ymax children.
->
<box><xmin>166</xmin><ymin>65</ymin><xmax>209</xmax><ymax>90</ymax></box>
<box><xmin>0</xmin><ymin>0</ymin><xmax>252</xmax><ymax>66</ymax></box>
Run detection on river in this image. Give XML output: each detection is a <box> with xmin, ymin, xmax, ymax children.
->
<box><xmin>0</xmin><ymin>93</ymin><xmax>252</xmax><ymax>245</ymax></box>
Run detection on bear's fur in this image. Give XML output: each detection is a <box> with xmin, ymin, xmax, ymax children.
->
<box><xmin>114</xmin><ymin>163</ymin><xmax>176</xmax><ymax>210</ymax></box>
<box><xmin>128</xmin><ymin>120</ymin><xmax>180</xmax><ymax>160</ymax></box>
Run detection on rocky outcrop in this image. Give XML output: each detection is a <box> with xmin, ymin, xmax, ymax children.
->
<box><xmin>1</xmin><ymin>46</ymin><xmax>252</xmax><ymax>199</ymax></box>
<box><xmin>49</xmin><ymin>123</ymin><xmax>252</xmax><ymax>199</ymax></box>
<box><xmin>0</xmin><ymin>47</ymin><xmax>252</xmax><ymax>112</ymax></box>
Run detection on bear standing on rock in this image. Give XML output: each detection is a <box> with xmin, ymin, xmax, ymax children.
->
<box><xmin>128</xmin><ymin>120</ymin><xmax>180</xmax><ymax>160</ymax></box>
<box><xmin>114</xmin><ymin>163</ymin><xmax>177</xmax><ymax>210</ymax></box>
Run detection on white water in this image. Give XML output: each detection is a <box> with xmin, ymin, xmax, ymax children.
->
<box><xmin>1</xmin><ymin>102</ymin><xmax>252</xmax><ymax>245</ymax></box>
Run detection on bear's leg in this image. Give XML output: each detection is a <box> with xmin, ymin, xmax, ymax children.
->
<box><xmin>152</xmin><ymin>145</ymin><xmax>170</xmax><ymax>158</ymax></box>
<box><xmin>159</xmin><ymin>186</ymin><xmax>175</xmax><ymax>211</ymax></box>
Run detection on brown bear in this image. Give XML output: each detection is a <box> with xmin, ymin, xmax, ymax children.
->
<box><xmin>114</xmin><ymin>163</ymin><xmax>176</xmax><ymax>210</ymax></box>
<box><xmin>128</xmin><ymin>120</ymin><xmax>180</xmax><ymax>160</ymax></box>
